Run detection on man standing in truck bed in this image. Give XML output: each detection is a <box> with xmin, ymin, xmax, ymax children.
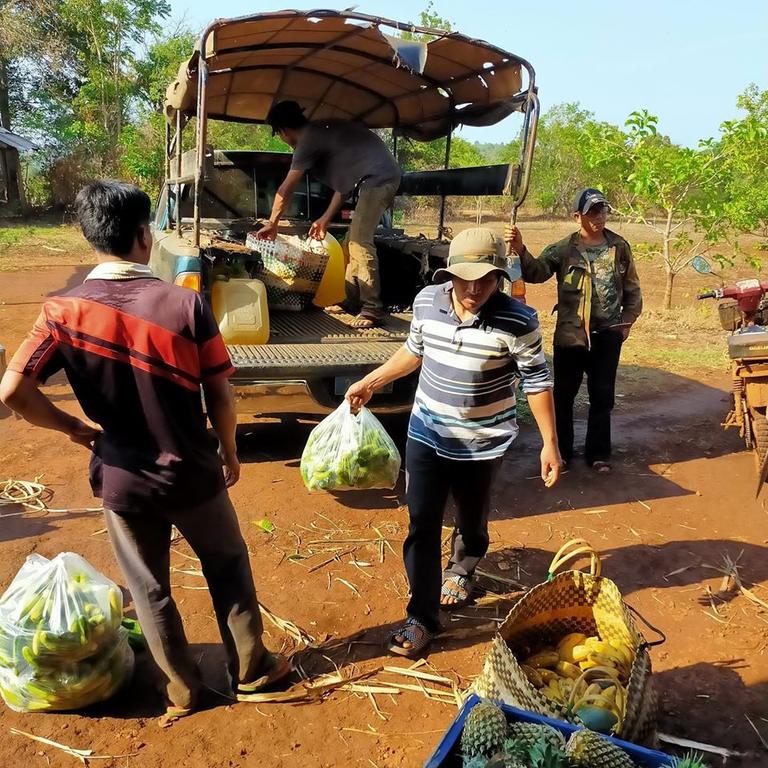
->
<box><xmin>258</xmin><ymin>100</ymin><xmax>401</xmax><ymax>328</ymax></box>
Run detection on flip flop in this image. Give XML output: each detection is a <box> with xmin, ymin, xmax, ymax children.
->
<box><xmin>440</xmin><ymin>573</ymin><xmax>474</xmax><ymax>610</ymax></box>
<box><xmin>324</xmin><ymin>304</ymin><xmax>349</xmax><ymax>315</ymax></box>
<box><xmin>388</xmin><ymin>617</ymin><xmax>435</xmax><ymax>658</ymax></box>
<box><xmin>350</xmin><ymin>314</ymin><xmax>384</xmax><ymax>329</ymax></box>
<box><xmin>158</xmin><ymin>705</ymin><xmax>194</xmax><ymax>728</ymax></box>
<box><xmin>591</xmin><ymin>461</ymin><xmax>612</xmax><ymax>474</ymax></box>
<box><xmin>236</xmin><ymin>652</ymin><xmax>292</xmax><ymax>698</ymax></box>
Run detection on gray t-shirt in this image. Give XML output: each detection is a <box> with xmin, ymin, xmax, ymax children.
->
<box><xmin>290</xmin><ymin>122</ymin><xmax>401</xmax><ymax>195</ymax></box>
<box><xmin>579</xmin><ymin>242</ymin><xmax>622</xmax><ymax>327</ymax></box>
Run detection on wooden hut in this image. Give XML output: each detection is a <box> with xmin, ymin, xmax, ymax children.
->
<box><xmin>0</xmin><ymin>126</ymin><xmax>36</xmax><ymax>217</ymax></box>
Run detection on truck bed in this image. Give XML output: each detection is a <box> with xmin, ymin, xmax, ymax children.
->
<box><xmin>228</xmin><ymin>308</ymin><xmax>411</xmax><ymax>379</ymax></box>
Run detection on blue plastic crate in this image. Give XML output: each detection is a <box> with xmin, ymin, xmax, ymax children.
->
<box><xmin>423</xmin><ymin>694</ymin><xmax>672</xmax><ymax>768</ymax></box>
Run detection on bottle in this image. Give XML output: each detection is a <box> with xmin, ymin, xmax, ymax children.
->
<box><xmin>506</xmin><ymin>252</ymin><xmax>527</xmax><ymax>303</ymax></box>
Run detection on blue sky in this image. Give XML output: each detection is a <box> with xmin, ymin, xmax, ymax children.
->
<box><xmin>169</xmin><ymin>1</ymin><xmax>768</xmax><ymax>147</ymax></box>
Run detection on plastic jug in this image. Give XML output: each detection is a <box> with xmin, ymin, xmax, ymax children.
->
<box><xmin>211</xmin><ymin>277</ymin><xmax>270</xmax><ymax>345</ymax></box>
<box><xmin>312</xmin><ymin>232</ymin><xmax>346</xmax><ymax>308</ymax></box>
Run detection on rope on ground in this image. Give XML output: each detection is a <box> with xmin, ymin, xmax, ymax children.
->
<box><xmin>0</xmin><ymin>478</ymin><xmax>103</xmax><ymax>515</ymax></box>
<box><xmin>0</xmin><ymin>478</ymin><xmax>51</xmax><ymax>512</ymax></box>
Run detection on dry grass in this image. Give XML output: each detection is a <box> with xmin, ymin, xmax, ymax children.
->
<box><xmin>0</xmin><ymin>221</ymin><xmax>90</xmax><ymax>271</ymax></box>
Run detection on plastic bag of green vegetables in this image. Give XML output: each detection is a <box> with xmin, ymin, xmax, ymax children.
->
<box><xmin>0</xmin><ymin>552</ymin><xmax>134</xmax><ymax>712</ymax></box>
<box><xmin>301</xmin><ymin>402</ymin><xmax>401</xmax><ymax>492</ymax></box>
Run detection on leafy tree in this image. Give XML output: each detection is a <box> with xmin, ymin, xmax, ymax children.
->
<box><xmin>0</xmin><ymin>0</ymin><xmax>77</xmax><ymax>131</ymax></box>
<box><xmin>63</xmin><ymin>0</ymin><xmax>171</xmax><ymax>150</ymax></box>
<box><xmin>587</xmin><ymin>110</ymin><xmax>729</xmax><ymax>309</ymax></box>
<box><xmin>719</xmin><ymin>85</ymin><xmax>768</xmax><ymax>243</ymax></box>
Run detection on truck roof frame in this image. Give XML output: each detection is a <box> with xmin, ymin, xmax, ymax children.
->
<box><xmin>161</xmin><ymin>9</ymin><xmax>539</xmax><ymax>245</ymax></box>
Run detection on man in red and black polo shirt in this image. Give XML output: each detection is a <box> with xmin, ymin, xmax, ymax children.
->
<box><xmin>0</xmin><ymin>180</ymin><xmax>289</xmax><ymax>722</ymax></box>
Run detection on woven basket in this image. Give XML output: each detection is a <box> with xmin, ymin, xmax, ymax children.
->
<box><xmin>247</xmin><ymin>233</ymin><xmax>330</xmax><ymax>311</ymax></box>
<box><xmin>471</xmin><ymin>539</ymin><xmax>664</xmax><ymax>745</ymax></box>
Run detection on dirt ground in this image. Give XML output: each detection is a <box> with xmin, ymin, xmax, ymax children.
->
<box><xmin>1</xmin><ymin>217</ymin><xmax>767</xmax><ymax>767</ymax></box>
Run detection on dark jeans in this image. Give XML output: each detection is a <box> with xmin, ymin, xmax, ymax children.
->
<box><xmin>104</xmin><ymin>491</ymin><xmax>266</xmax><ymax>709</ymax></box>
<box><xmin>403</xmin><ymin>438</ymin><xmax>502</xmax><ymax>632</ymax></box>
<box><xmin>553</xmin><ymin>328</ymin><xmax>624</xmax><ymax>465</ymax></box>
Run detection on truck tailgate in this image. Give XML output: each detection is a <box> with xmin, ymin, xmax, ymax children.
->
<box><xmin>229</xmin><ymin>340</ymin><xmax>404</xmax><ymax>379</ymax></box>
<box><xmin>228</xmin><ymin>308</ymin><xmax>410</xmax><ymax>379</ymax></box>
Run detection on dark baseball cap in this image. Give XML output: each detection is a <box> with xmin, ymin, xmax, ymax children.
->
<box><xmin>266</xmin><ymin>100</ymin><xmax>306</xmax><ymax>135</ymax></box>
<box><xmin>572</xmin><ymin>188</ymin><xmax>610</xmax><ymax>214</ymax></box>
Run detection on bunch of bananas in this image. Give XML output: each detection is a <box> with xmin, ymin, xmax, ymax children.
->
<box><xmin>519</xmin><ymin>632</ymin><xmax>634</xmax><ymax>734</ymax></box>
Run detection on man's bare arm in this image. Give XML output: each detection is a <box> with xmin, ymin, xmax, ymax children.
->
<box><xmin>0</xmin><ymin>370</ymin><xmax>99</xmax><ymax>448</ymax></box>
<box><xmin>202</xmin><ymin>377</ymin><xmax>240</xmax><ymax>487</ymax></box>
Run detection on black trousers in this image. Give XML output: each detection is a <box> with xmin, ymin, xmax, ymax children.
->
<box><xmin>553</xmin><ymin>328</ymin><xmax>624</xmax><ymax>465</ymax></box>
<box><xmin>403</xmin><ymin>438</ymin><xmax>502</xmax><ymax>632</ymax></box>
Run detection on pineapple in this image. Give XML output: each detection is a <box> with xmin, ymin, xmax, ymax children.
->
<box><xmin>463</xmin><ymin>756</ymin><xmax>489</xmax><ymax>768</ymax></box>
<box><xmin>504</xmin><ymin>722</ymin><xmax>566</xmax><ymax>753</ymax></box>
<box><xmin>461</xmin><ymin>701</ymin><xmax>508</xmax><ymax>759</ymax></box>
<box><xmin>566</xmin><ymin>729</ymin><xmax>636</xmax><ymax>768</ymax></box>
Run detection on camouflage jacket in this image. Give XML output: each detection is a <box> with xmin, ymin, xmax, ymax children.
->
<box><xmin>519</xmin><ymin>228</ymin><xmax>643</xmax><ymax>348</ymax></box>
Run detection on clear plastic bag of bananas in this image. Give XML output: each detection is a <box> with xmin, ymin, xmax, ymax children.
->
<box><xmin>0</xmin><ymin>552</ymin><xmax>134</xmax><ymax>712</ymax></box>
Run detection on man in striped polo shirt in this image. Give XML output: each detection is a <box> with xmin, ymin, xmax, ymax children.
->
<box><xmin>0</xmin><ymin>181</ymin><xmax>289</xmax><ymax>721</ymax></box>
<box><xmin>346</xmin><ymin>228</ymin><xmax>561</xmax><ymax>656</ymax></box>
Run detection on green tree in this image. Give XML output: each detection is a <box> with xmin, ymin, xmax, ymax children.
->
<box><xmin>588</xmin><ymin>110</ymin><xmax>728</xmax><ymax>309</ymax></box>
<box><xmin>62</xmin><ymin>0</ymin><xmax>171</xmax><ymax>151</ymax></box>
<box><xmin>4</xmin><ymin>0</ymin><xmax>174</xmax><ymax>203</ymax></box>
<box><xmin>719</xmin><ymin>85</ymin><xmax>768</xmax><ymax>243</ymax></box>
<box><xmin>0</xmin><ymin>0</ymin><xmax>77</xmax><ymax>131</ymax></box>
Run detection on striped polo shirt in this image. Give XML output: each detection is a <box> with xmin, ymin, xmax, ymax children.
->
<box><xmin>405</xmin><ymin>283</ymin><xmax>552</xmax><ymax>460</ymax></box>
<box><xmin>8</xmin><ymin>262</ymin><xmax>234</xmax><ymax>512</ymax></box>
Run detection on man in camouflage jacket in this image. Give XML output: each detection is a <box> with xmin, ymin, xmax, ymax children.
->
<box><xmin>506</xmin><ymin>188</ymin><xmax>642</xmax><ymax>472</ymax></box>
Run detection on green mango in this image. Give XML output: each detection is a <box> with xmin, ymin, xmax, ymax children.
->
<box><xmin>26</xmin><ymin>594</ymin><xmax>46</xmax><ymax>624</ymax></box>
<box><xmin>32</xmin><ymin>628</ymin><xmax>45</xmax><ymax>657</ymax></box>
<box><xmin>21</xmin><ymin>645</ymin><xmax>38</xmax><ymax>668</ymax></box>
<box><xmin>108</xmin><ymin>588</ymin><xmax>121</xmax><ymax>619</ymax></box>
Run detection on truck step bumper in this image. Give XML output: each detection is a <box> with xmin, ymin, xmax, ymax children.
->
<box><xmin>228</xmin><ymin>341</ymin><xmax>403</xmax><ymax>379</ymax></box>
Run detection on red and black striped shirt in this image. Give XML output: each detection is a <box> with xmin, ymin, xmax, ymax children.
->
<box><xmin>8</xmin><ymin>272</ymin><xmax>234</xmax><ymax>512</ymax></box>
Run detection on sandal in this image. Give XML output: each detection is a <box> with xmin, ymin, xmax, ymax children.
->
<box><xmin>324</xmin><ymin>304</ymin><xmax>350</xmax><ymax>315</ymax></box>
<box><xmin>591</xmin><ymin>461</ymin><xmax>612</xmax><ymax>474</ymax></box>
<box><xmin>440</xmin><ymin>573</ymin><xmax>474</xmax><ymax>610</ymax></box>
<box><xmin>388</xmin><ymin>618</ymin><xmax>435</xmax><ymax>658</ymax></box>
<box><xmin>158</xmin><ymin>704</ymin><xmax>194</xmax><ymax>728</ymax></box>
<box><xmin>236</xmin><ymin>652</ymin><xmax>292</xmax><ymax>698</ymax></box>
<box><xmin>350</xmin><ymin>314</ymin><xmax>384</xmax><ymax>329</ymax></box>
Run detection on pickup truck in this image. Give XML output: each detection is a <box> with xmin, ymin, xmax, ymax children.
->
<box><xmin>153</xmin><ymin>9</ymin><xmax>539</xmax><ymax>416</ymax></box>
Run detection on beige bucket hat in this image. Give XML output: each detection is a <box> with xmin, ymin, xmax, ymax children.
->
<box><xmin>433</xmin><ymin>228</ymin><xmax>511</xmax><ymax>283</ymax></box>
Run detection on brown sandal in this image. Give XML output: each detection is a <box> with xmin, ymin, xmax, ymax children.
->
<box><xmin>158</xmin><ymin>705</ymin><xmax>194</xmax><ymax>728</ymax></box>
<box><xmin>236</xmin><ymin>653</ymin><xmax>292</xmax><ymax>698</ymax></box>
<box><xmin>350</xmin><ymin>314</ymin><xmax>383</xmax><ymax>329</ymax></box>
